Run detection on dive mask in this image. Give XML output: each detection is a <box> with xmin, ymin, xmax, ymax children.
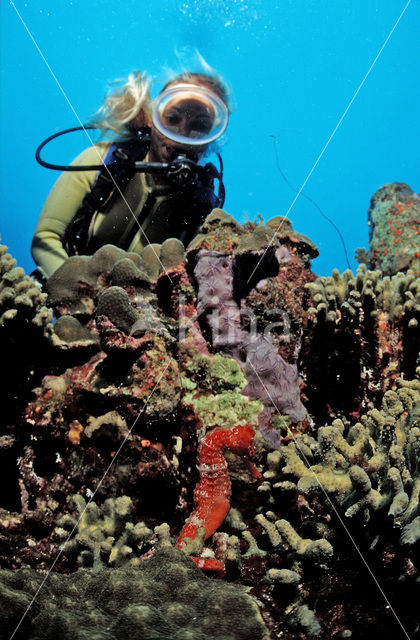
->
<box><xmin>151</xmin><ymin>83</ymin><xmax>228</xmax><ymax>146</ymax></box>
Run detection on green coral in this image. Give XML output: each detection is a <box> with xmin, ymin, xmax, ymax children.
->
<box><xmin>264</xmin><ymin>564</ymin><xmax>322</xmax><ymax>637</ymax></box>
<box><xmin>239</xmin><ymin>375</ymin><xmax>420</xmax><ymax>636</ymax></box>
<box><xmin>183</xmin><ymin>388</ymin><xmax>263</xmax><ymax>433</ymax></box>
<box><xmin>181</xmin><ymin>352</ymin><xmax>263</xmax><ymax>434</ymax></box>
<box><xmin>96</xmin><ymin>286</ymin><xmax>145</xmax><ymax>335</ymax></box>
<box><xmin>0</xmin><ymin>547</ymin><xmax>270</xmax><ymax>640</ymax></box>
<box><xmin>275</xmin><ymin>519</ymin><xmax>333</xmax><ymax>562</ymax></box>
<box><xmin>266</xmin><ymin>429</ymin><xmax>353</xmax><ymax>500</ymax></box>
<box><xmin>109</xmin><ymin>257</ymin><xmax>150</xmax><ymax>290</ymax></box>
<box><xmin>54</xmin><ymin>495</ymin><xmax>157</xmax><ymax>568</ymax></box>
<box><xmin>51</xmin><ymin>315</ymin><xmax>100</xmax><ymax>349</ymax></box>
<box><xmin>0</xmin><ymin>242</ymin><xmax>52</xmax><ymax>329</ymax></box>
<box><xmin>306</xmin><ymin>265</ymin><xmax>420</xmax><ymax>324</ymax></box>
<box><xmin>139</xmin><ymin>243</ymin><xmax>162</xmax><ymax>280</ymax></box>
<box><xmin>184</xmin><ymin>352</ymin><xmax>247</xmax><ymax>392</ymax></box>
<box><xmin>262</xmin><ymin>376</ymin><xmax>420</xmax><ymax>543</ymax></box>
<box><xmin>235</xmin><ymin>224</ymin><xmax>279</xmax><ymax>254</ymax></box>
<box><xmin>285</xmin><ymin>603</ymin><xmax>322</xmax><ymax>637</ymax></box>
<box><xmin>304</xmin><ymin>265</ymin><xmax>420</xmax><ymax>416</ymax></box>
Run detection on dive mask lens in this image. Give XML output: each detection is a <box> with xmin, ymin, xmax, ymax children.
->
<box><xmin>152</xmin><ymin>83</ymin><xmax>228</xmax><ymax>146</ymax></box>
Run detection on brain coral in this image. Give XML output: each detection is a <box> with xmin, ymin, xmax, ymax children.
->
<box><xmin>0</xmin><ymin>547</ymin><xmax>270</xmax><ymax>640</ymax></box>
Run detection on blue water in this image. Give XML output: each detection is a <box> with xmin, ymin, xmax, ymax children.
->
<box><xmin>1</xmin><ymin>0</ymin><xmax>419</xmax><ymax>276</ymax></box>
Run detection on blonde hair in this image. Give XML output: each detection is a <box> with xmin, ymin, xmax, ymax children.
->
<box><xmin>90</xmin><ymin>66</ymin><xmax>231</xmax><ymax>140</ymax></box>
<box><xmin>89</xmin><ymin>71</ymin><xmax>152</xmax><ymax>139</ymax></box>
<box><xmin>163</xmin><ymin>72</ymin><xmax>231</xmax><ymax>112</ymax></box>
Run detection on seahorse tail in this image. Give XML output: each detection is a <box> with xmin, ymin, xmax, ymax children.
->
<box><xmin>176</xmin><ymin>494</ymin><xmax>230</xmax><ymax>548</ymax></box>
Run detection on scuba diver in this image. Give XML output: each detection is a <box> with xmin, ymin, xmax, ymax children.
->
<box><xmin>31</xmin><ymin>70</ymin><xmax>230</xmax><ymax>280</ymax></box>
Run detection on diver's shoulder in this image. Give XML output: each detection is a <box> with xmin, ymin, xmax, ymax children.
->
<box><xmin>70</xmin><ymin>141</ymin><xmax>112</xmax><ymax>166</ymax></box>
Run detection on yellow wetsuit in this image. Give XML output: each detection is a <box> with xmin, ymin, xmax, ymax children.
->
<box><xmin>32</xmin><ymin>142</ymin><xmax>205</xmax><ymax>278</ymax></box>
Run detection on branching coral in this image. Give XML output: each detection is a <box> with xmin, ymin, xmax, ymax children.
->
<box><xmin>306</xmin><ymin>265</ymin><xmax>420</xmax><ymax>325</ymax></box>
<box><xmin>0</xmin><ymin>241</ymin><xmax>54</xmax><ymax>430</ymax></box>
<box><xmin>225</xmin><ymin>376</ymin><xmax>419</xmax><ymax>638</ymax></box>
<box><xmin>261</xmin><ymin>376</ymin><xmax>420</xmax><ymax>546</ymax></box>
<box><xmin>0</xmin><ymin>242</ymin><xmax>52</xmax><ymax>330</ymax></box>
<box><xmin>55</xmin><ymin>495</ymin><xmax>164</xmax><ymax>568</ymax></box>
<box><xmin>304</xmin><ymin>265</ymin><xmax>420</xmax><ymax>419</ymax></box>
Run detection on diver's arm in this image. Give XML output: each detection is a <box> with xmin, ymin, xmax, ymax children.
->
<box><xmin>31</xmin><ymin>143</ymin><xmax>110</xmax><ymax>279</ymax></box>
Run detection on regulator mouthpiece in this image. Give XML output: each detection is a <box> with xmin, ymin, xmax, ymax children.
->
<box><xmin>152</xmin><ymin>83</ymin><xmax>228</xmax><ymax>146</ymax></box>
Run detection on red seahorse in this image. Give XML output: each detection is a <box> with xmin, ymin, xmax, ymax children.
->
<box><xmin>176</xmin><ymin>424</ymin><xmax>261</xmax><ymax>573</ymax></box>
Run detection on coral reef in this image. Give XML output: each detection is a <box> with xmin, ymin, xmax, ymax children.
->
<box><xmin>0</xmin><ymin>242</ymin><xmax>51</xmax><ymax>330</ymax></box>
<box><xmin>356</xmin><ymin>182</ymin><xmax>420</xmax><ymax>276</ymax></box>
<box><xmin>1</xmin><ymin>200</ymin><xmax>420</xmax><ymax>640</ymax></box>
<box><xmin>54</xmin><ymin>494</ymin><xmax>170</xmax><ymax>569</ymax></box>
<box><xmin>247</xmin><ymin>374</ymin><xmax>420</xmax><ymax>638</ymax></box>
<box><xmin>0</xmin><ymin>241</ymin><xmax>53</xmax><ymax>425</ymax></box>
<box><xmin>0</xmin><ymin>241</ymin><xmax>55</xmax><ymax>517</ymax></box>
<box><xmin>304</xmin><ymin>264</ymin><xmax>420</xmax><ymax>421</ymax></box>
<box><xmin>190</xmin><ymin>213</ymin><xmax>309</xmax><ymax>448</ymax></box>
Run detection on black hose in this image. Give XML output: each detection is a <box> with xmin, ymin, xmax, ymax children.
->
<box><xmin>270</xmin><ymin>134</ymin><xmax>352</xmax><ymax>271</ymax></box>
<box><xmin>35</xmin><ymin>125</ymin><xmax>110</xmax><ymax>171</ymax></box>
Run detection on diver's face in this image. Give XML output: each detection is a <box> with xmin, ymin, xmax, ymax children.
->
<box><xmin>150</xmin><ymin>85</ymin><xmax>214</xmax><ymax>163</ymax></box>
<box><xmin>161</xmin><ymin>97</ymin><xmax>214</xmax><ymax>141</ymax></box>
<box><xmin>149</xmin><ymin>126</ymin><xmax>206</xmax><ymax>163</ymax></box>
